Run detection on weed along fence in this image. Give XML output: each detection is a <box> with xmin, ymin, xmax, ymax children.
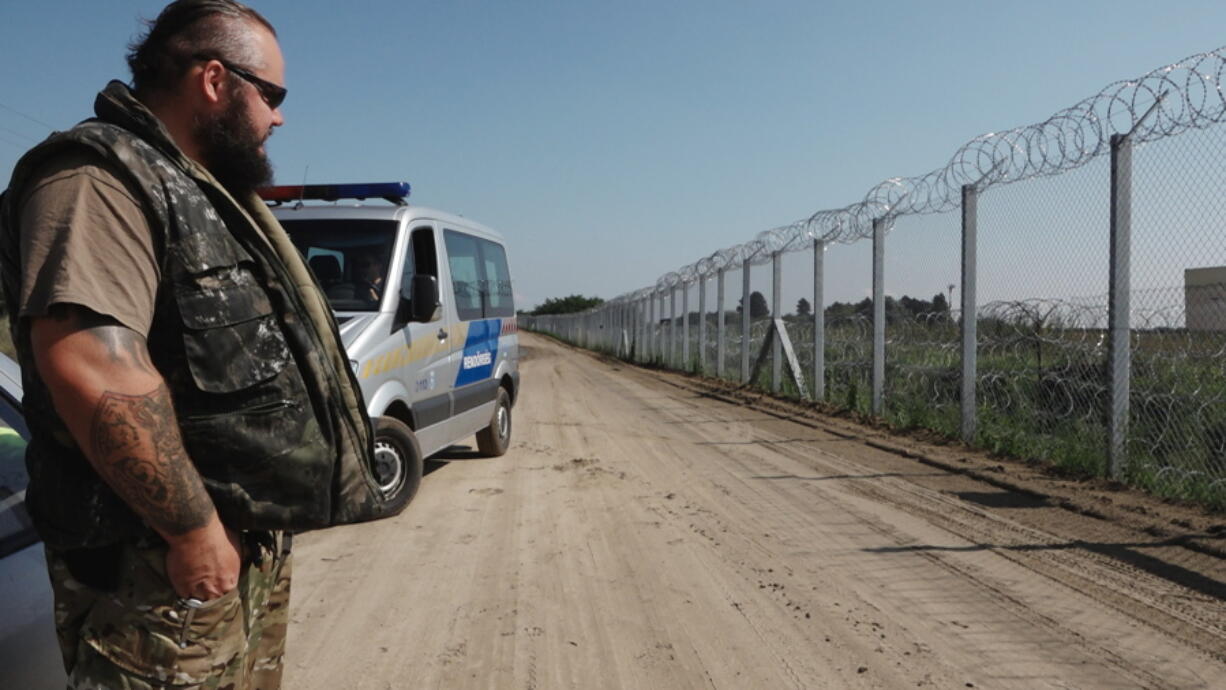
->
<box><xmin>523</xmin><ymin>46</ymin><xmax>1226</xmax><ymax>510</ymax></box>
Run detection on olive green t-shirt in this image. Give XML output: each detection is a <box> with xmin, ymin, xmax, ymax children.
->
<box><xmin>17</xmin><ymin>149</ymin><xmax>160</xmax><ymax>336</ymax></box>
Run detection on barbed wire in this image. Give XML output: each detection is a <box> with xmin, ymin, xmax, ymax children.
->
<box><xmin>601</xmin><ymin>45</ymin><xmax>1226</xmax><ymax>301</ymax></box>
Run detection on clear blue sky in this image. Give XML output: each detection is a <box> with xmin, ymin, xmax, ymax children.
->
<box><xmin>3</xmin><ymin>1</ymin><xmax>1225</xmax><ymax>311</ymax></box>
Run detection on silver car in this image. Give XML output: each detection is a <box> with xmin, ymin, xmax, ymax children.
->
<box><xmin>0</xmin><ymin>352</ymin><xmax>65</xmax><ymax>688</ymax></box>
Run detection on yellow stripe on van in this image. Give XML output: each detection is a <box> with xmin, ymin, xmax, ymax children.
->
<box><xmin>358</xmin><ymin>322</ymin><xmax>470</xmax><ymax>380</ymax></box>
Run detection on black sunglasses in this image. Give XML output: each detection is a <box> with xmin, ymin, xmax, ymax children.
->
<box><xmin>195</xmin><ymin>55</ymin><xmax>287</xmax><ymax>109</ymax></box>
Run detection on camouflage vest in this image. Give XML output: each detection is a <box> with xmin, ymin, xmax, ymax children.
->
<box><xmin>0</xmin><ymin>82</ymin><xmax>389</xmax><ymax>550</ymax></box>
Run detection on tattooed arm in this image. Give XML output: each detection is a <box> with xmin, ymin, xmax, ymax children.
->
<box><xmin>30</xmin><ymin>304</ymin><xmax>240</xmax><ymax>599</ymax></box>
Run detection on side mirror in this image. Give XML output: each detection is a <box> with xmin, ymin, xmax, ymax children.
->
<box><xmin>410</xmin><ymin>274</ymin><xmax>440</xmax><ymax>323</ymax></box>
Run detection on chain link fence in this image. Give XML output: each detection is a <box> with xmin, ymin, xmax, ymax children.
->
<box><xmin>523</xmin><ymin>46</ymin><xmax>1226</xmax><ymax>509</ymax></box>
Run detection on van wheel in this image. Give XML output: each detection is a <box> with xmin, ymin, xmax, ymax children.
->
<box><xmin>476</xmin><ymin>388</ymin><xmax>512</xmax><ymax>457</ymax></box>
<box><xmin>372</xmin><ymin>416</ymin><xmax>423</xmax><ymax>514</ymax></box>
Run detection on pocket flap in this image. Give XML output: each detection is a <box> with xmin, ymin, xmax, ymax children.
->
<box><xmin>176</xmin><ymin>282</ymin><xmax>275</xmax><ymax>329</ymax></box>
<box><xmin>173</xmin><ymin>229</ymin><xmax>248</xmax><ymax>274</ymax></box>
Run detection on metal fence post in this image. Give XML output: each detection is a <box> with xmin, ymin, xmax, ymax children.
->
<box><xmin>1108</xmin><ymin>133</ymin><xmax>1132</xmax><ymax>479</ymax></box>
<box><xmin>872</xmin><ymin>217</ymin><xmax>886</xmax><ymax>416</ymax></box>
<box><xmin>813</xmin><ymin>239</ymin><xmax>825</xmax><ymax>401</ymax></box>
<box><xmin>771</xmin><ymin>251</ymin><xmax>783</xmax><ymax>393</ymax></box>
<box><xmin>657</xmin><ymin>291</ymin><xmax>665</xmax><ymax>361</ymax></box>
<box><xmin>642</xmin><ymin>297</ymin><xmax>649</xmax><ymax>362</ymax></box>
<box><xmin>717</xmin><ymin>268</ymin><xmax>726</xmax><ymax>378</ymax></box>
<box><xmin>648</xmin><ymin>292</ymin><xmax>657</xmax><ymax>361</ymax></box>
<box><xmin>669</xmin><ymin>286</ymin><xmax>677</xmax><ymax>368</ymax></box>
<box><xmin>619</xmin><ymin>302</ymin><xmax>626</xmax><ymax>357</ymax></box>
<box><xmin>961</xmin><ymin>184</ymin><xmax>978</xmax><ymax>442</ymax></box>
<box><xmin>630</xmin><ymin>300</ymin><xmax>637</xmax><ymax>361</ymax></box>
<box><xmin>682</xmin><ymin>282</ymin><xmax>691</xmax><ymax>368</ymax></box>
<box><xmin>660</xmin><ymin>291</ymin><xmax>666</xmax><ymax>364</ymax></box>
<box><xmin>698</xmin><ymin>275</ymin><xmax>708</xmax><ymax>373</ymax></box>
<box><xmin>614</xmin><ymin>304</ymin><xmax>619</xmax><ymax>354</ymax></box>
<box><xmin>741</xmin><ymin>259</ymin><xmax>752</xmax><ymax>383</ymax></box>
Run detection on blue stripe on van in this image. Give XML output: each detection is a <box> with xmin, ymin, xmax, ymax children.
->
<box><xmin>454</xmin><ymin>318</ymin><xmax>501</xmax><ymax>387</ymax></box>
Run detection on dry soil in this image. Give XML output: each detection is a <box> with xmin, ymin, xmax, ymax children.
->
<box><xmin>285</xmin><ymin>332</ymin><xmax>1225</xmax><ymax>689</ymax></box>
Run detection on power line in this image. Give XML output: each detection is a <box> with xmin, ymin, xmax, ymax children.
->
<box><xmin>0</xmin><ymin>133</ymin><xmax>30</xmax><ymax>151</ymax></box>
<box><xmin>0</xmin><ymin>101</ymin><xmax>55</xmax><ymax>132</ymax></box>
<box><xmin>0</xmin><ymin>124</ymin><xmax>38</xmax><ymax>144</ymax></box>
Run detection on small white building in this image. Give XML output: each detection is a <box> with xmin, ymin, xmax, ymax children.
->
<box><xmin>1185</xmin><ymin>266</ymin><xmax>1226</xmax><ymax>331</ymax></box>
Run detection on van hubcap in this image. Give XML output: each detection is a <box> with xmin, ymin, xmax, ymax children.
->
<box><xmin>373</xmin><ymin>439</ymin><xmax>405</xmax><ymax>496</ymax></box>
<box><xmin>497</xmin><ymin>404</ymin><xmax>510</xmax><ymax>440</ymax></box>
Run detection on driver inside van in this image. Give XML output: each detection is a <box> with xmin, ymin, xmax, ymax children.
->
<box><xmin>354</xmin><ymin>251</ymin><xmax>385</xmax><ymax>303</ymax></box>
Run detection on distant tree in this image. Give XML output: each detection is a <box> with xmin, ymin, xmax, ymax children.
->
<box><xmin>826</xmin><ymin>293</ymin><xmax>961</xmax><ymax>324</ymax></box>
<box><xmin>531</xmin><ymin>294</ymin><xmax>605</xmax><ymax>315</ymax></box>
<box><xmin>795</xmin><ymin>297</ymin><xmax>812</xmax><ymax>318</ymax></box>
<box><xmin>736</xmin><ymin>291</ymin><xmax>770</xmax><ymax>319</ymax></box>
<box><xmin>931</xmin><ymin>292</ymin><xmax>949</xmax><ymax>313</ymax></box>
<box><xmin>824</xmin><ymin>298</ymin><xmax>872</xmax><ymax>322</ymax></box>
<box><xmin>898</xmin><ymin>295</ymin><xmax>933</xmax><ymax>317</ymax></box>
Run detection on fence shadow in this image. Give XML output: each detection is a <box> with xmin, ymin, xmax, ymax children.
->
<box><xmin>864</xmin><ymin>537</ymin><xmax>1226</xmax><ymax>601</ymax></box>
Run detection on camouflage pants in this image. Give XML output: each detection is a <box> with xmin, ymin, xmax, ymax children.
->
<box><xmin>46</xmin><ymin>532</ymin><xmax>292</xmax><ymax>689</ymax></box>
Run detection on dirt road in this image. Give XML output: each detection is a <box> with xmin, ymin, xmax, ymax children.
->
<box><xmin>285</xmin><ymin>332</ymin><xmax>1226</xmax><ymax>689</ymax></box>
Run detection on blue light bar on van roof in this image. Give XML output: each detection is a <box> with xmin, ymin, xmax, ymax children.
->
<box><xmin>257</xmin><ymin>182</ymin><xmax>411</xmax><ymax>204</ymax></box>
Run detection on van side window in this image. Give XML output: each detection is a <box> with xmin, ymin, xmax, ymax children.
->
<box><xmin>443</xmin><ymin>231</ymin><xmax>484</xmax><ymax>321</ymax></box>
<box><xmin>481</xmin><ymin>241</ymin><xmax>515</xmax><ymax>318</ymax></box>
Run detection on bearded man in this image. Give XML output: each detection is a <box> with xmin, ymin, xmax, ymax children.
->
<box><xmin>0</xmin><ymin>2</ymin><xmax>391</xmax><ymax>687</ymax></box>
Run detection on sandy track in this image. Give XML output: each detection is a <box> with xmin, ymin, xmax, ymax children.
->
<box><xmin>285</xmin><ymin>332</ymin><xmax>1225</xmax><ymax>689</ymax></box>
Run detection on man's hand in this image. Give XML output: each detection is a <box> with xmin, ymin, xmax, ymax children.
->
<box><xmin>165</xmin><ymin>514</ymin><xmax>241</xmax><ymax>600</ymax></box>
<box><xmin>31</xmin><ymin>304</ymin><xmax>234</xmax><ymax>599</ymax></box>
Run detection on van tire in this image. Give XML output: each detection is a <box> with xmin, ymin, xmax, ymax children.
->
<box><xmin>476</xmin><ymin>388</ymin><xmax>512</xmax><ymax>457</ymax></box>
<box><xmin>372</xmin><ymin>416</ymin><xmax>423</xmax><ymax>514</ymax></box>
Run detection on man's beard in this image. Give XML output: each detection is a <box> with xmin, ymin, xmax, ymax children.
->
<box><xmin>195</xmin><ymin>96</ymin><xmax>274</xmax><ymax>197</ymax></box>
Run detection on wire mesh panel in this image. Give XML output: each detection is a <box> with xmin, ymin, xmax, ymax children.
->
<box><xmin>716</xmin><ymin>265</ymin><xmax>744</xmax><ymax>380</ymax></box>
<box><xmin>1131</xmin><ymin>124</ymin><xmax>1226</xmax><ymax>505</ymax></box>
<box><xmin>819</xmin><ymin>241</ymin><xmax>874</xmax><ymax>413</ymax></box>
<box><xmin>881</xmin><ymin>212</ymin><xmax>963</xmax><ymax>434</ymax></box>
<box><xmin>976</xmin><ymin>155</ymin><xmax>1112</xmax><ymax>476</ymax></box>
<box><xmin>741</xmin><ymin>247</ymin><xmax>830</xmax><ymax>401</ymax></box>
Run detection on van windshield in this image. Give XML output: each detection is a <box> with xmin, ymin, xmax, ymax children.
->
<box><xmin>281</xmin><ymin>219</ymin><xmax>398</xmax><ymax>312</ymax></box>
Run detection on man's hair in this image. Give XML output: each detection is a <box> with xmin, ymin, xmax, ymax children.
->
<box><xmin>126</xmin><ymin>0</ymin><xmax>276</xmax><ymax>95</ymax></box>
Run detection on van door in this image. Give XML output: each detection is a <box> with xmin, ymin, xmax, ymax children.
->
<box><xmin>398</xmin><ymin>223</ymin><xmax>456</xmax><ymax>455</ymax></box>
<box><xmin>440</xmin><ymin>229</ymin><xmax>504</xmax><ymax>443</ymax></box>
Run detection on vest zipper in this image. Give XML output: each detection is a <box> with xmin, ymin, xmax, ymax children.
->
<box><xmin>184</xmin><ymin>398</ymin><xmax>294</xmax><ymax>421</ymax></box>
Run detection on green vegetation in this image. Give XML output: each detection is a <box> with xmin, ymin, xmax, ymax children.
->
<box><xmin>525</xmin><ymin>301</ymin><xmax>1226</xmax><ymax>511</ymax></box>
<box><xmin>530</xmin><ymin>294</ymin><xmax>605</xmax><ymax>315</ymax></box>
<box><xmin>871</xmin><ymin>320</ymin><xmax>1226</xmax><ymax>510</ymax></box>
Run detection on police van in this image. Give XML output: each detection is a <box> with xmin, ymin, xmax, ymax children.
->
<box><xmin>260</xmin><ymin>182</ymin><xmax>519</xmax><ymax>513</ymax></box>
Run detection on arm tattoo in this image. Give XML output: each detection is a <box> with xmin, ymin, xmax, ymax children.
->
<box><xmin>44</xmin><ymin>304</ymin><xmax>208</xmax><ymax>533</ymax></box>
<box><xmin>89</xmin><ymin>384</ymin><xmax>213</xmax><ymax>535</ymax></box>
